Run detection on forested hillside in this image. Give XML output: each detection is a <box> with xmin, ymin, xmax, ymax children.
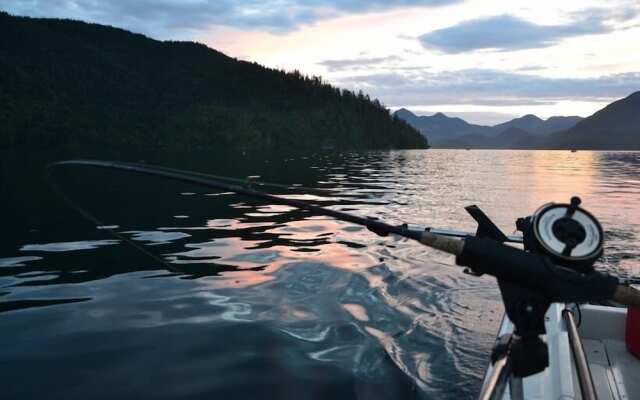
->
<box><xmin>0</xmin><ymin>12</ymin><xmax>427</xmax><ymax>151</ymax></box>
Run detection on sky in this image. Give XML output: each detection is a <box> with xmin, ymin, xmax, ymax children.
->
<box><xmin>3</xmin><ymin>0</ymin><xmax>640</xmax><ymax>125</ymax></box>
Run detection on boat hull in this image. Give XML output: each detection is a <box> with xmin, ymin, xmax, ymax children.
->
<box><xmin>481</xmin><ymin>303</ymin><xmax>639</xmax><ymax>399</ymax></box>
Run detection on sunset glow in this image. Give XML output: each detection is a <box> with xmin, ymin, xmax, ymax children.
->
<box><xmin>3</xmin><ymin>0</ymin><xmax>640</xmax><ymax>123</ymax></box>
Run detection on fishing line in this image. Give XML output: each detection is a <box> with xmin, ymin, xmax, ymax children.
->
<box><xmin>44</xmin><ymin>166</ymin><xmax>176</xmax><ymax>272</ymax></box>
<box><xmin>44</xmin><ymin>159</ymin><xmax>469</xmax><ymax>281</ymax></box>
<box><xmin>49</xmin><ymin>160</ymin><xmax>524</xmax><ymax>247</ymax></box>
<box><xmin>48</xmin><ymin>159</ymin><xmax>428</xmax><ymax>242</ymax></box>
<box><xmin>45</xmin><ymin>160</ymin><xmax>416</xmax><ymax>275</ymax></box>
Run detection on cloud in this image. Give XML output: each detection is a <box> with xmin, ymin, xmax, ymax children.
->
<box><xmin>318</xmin><ymin>56</ymin><xmax>404</xmax><ymax>72</ymax></box>
<box><xmin>515</xmin><ymin>65</ymin><xmax>546</xmax><ymax>72</ymax></box>
<box><xmin>335</xmin><ymin>69</ymin><xmax>640</xmax><ymax>107</ymax></box>
<box><xmin>418</xmin><ymin>8</ymin><xmax>639</xmax><ymax>53</ymax></box>
<box><xmin>0</xmin><ymin>0</ymin><xmax>461</xmax><ymax>38</ymax></box>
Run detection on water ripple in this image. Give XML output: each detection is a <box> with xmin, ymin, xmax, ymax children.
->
<box><xmin>1</xmin><ymin>150</ymin><xmax>639</xmax><ymax>400</ymax></box>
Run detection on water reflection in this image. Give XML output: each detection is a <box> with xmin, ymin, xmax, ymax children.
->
<box><xmin>21</xmin><ymin>239</ymin><xmax>120</xmax><ymax>252</ymax></box>
<box><xmin>1</xmin><ymin>149</ymin><xmax>639</xmax><ymax>400</ymax></box>
<box><xmin>0</xmin><ymin>256</ymin><xmax>42</xmax><ymax>267</ymax></box>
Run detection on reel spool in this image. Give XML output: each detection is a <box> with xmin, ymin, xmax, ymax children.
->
<box><xmin>518</xmin><ymin>197</ymin><xmax>603</xmax><ymax>272</ymax></box>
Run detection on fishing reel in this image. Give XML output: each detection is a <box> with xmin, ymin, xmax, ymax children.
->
<box><xmin>460</xmin><ymin>196</ymin><xmax>607</xmax><ymax>378</ymax></box>
<box><xmin>516</xmin><ymin>196</ymin><xmax>604</xmax><ymax>273</ymax></box>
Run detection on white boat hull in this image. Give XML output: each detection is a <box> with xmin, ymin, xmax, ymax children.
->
<box><xmin>483</xmin><ymin>303</ymin><xmax>640</xmax><ymax>399</ymax></box>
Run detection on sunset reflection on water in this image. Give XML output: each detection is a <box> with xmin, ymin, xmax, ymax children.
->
<box><xmin>2</xmin><ymin>149</ymin><xmax>639</xmax><ymax>400</ymax></box>
<box><xmin>162</xmin><ymin>150</ymin><xmax>639</xmax><ymax>288</ymax></box>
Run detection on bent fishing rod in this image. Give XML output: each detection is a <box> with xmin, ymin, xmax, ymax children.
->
<box><xmin>47</xmin><ymin>159</ymin><xmax>640</xmax><ymax>309</ymax></box>
<box><xmin>48</xmin><ymin>159</ymin><xmax>490</xmax><ymax>251</ymax></box>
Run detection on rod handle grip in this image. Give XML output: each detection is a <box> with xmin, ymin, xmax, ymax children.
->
<box><xmin>419</xmin><ymin>232</ymin><xmax>465</xmax><ymax>255</ymax></box>
<box><xmin>612</xmin><ymin>285</ymin><xmax>640</xmax><ymax>308</ymax></box>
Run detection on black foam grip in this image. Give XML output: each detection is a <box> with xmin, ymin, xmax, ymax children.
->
<box><xmin>456</xmin><ymin>237</ymin><xmax>618</xmax><ymax>303</ymax></box>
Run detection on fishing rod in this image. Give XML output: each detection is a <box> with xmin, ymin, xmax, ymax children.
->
<box><xmin>106</xmin><ymin>160</ymin><xmax>524</xmax><ymax>242</ymax></box>
<box><xmin>47</xmin><ymin>159</ymin><xmax>639</xmax><ymax>306</ymax></box>
<box><xmin>48</xmin><ymin>159</ymin><xmax>491</xmax><ymax>252</ymax></box>
<box><xmin>111</xmin><ymin>160</ymin><xmax>330</xmax><ymax>196</ymax></box>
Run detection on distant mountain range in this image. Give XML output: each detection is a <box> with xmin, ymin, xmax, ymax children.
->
<box><xmin>395</xmin><ymin>92</ymin><xmax>640</xmax><ymax>149</ymax></box>
<box><xmin>394</xmin><ymin>109</ymin><xmax>583</xmax><ymax>148</ymax></box>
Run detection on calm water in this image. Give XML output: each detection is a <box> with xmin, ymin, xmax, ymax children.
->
<box><xmin>1</xmin><ymin>149</ymin><xmax>639</xmax><ymax>399</ymax></box>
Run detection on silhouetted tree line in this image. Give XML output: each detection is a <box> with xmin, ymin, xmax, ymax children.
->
<box><xmin>0</xmin><ymin>12</ymin><xmax>428</xmax><ymax>151</ymax></box>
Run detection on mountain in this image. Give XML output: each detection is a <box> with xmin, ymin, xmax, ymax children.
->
<box><xmin>394</xmin><ymin>109</ymin><xmax>583</xmax><ymax>148</ymax></box>
<box><xmin>0</xmin><ymin>11</ymin><xmax>427</xmax><ymax>151</ymax></box>
<box><xmin>545</xmin><ymin>91</ymin><xmax>640</xmax><ymax>149</ymax></box>
<box><xmin>436</xmin><ymin>127</ymin><xmax>541</xmax><ymax>149</ymax></box>
<box><xmin>543</xmin><ymin>116</ymin><xmax>584</xmax><ymax>135</ymax></box>
<box><xmin>394</xmin><ymin>109</ymin><xmax>491</xmax><ymax>140</ymax></box>
<box><xmin>491</xmin><ymin>114</ymin><xmax>545</xmax><ymax>135</ymax></box>
<box><xmin>490</xmin><ymin>114</ymin><xmax>581</xmax><ymax>136</ymax></box>
<box><xmin>493</xmin><ymin>127</ymin><xmax>540</xmax><ymax>148</ymax></box>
